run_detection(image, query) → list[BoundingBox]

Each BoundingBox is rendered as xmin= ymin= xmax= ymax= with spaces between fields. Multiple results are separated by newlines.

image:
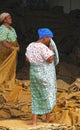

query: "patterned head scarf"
xmin=0 ymin=12 xmax=10 ymax=22
xmin=38 ymin=28 xmax=54 ymax=39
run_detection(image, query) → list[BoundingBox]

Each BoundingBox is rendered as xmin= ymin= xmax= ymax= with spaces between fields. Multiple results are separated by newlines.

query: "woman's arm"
xmin=26 ymin=57 xmax=29 ymax=62
xmin=2 ymin=40 xmax=20 ymax=52
xmin=49 ymin=44 xmax=54 ymax=52
xmin=16 ymin=41 xmax=20 ymax=51
xmin=46 ymin=55 xmax=54 ymax=63
xmin=41 ymin=43 xmax=54 ymax=63
xmin=2 ymin=40 xmax=14 ymax=51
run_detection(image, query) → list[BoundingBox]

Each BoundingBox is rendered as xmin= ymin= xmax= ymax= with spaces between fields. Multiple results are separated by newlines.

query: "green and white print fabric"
xmin=30 ymin=62 xmax=57 ymax=115
xmin=0 ymin=25 xmax=17 ymax=42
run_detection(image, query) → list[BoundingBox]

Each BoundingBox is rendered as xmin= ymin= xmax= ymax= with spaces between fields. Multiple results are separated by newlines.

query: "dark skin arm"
xmin=26 ymin=57 xmax=29 ymax=62
xmin=49 ymin=44 xmax=53 ymax=51
xmin=2 ymin=40 xmax=14 ymax=51
xmin=46 ymin=44 xmax=54 ymax=63
xmin=2 ymin=40 xmax=20 ymax=51
xmin=46 ymin=55 xmax=54 ymax=63
xmin=26 ymin=56 xmax=54 ymax=63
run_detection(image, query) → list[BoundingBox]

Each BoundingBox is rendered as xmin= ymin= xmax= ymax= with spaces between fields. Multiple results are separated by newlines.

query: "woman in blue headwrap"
xmin=25 ymin=28 xmax=59 ymax=126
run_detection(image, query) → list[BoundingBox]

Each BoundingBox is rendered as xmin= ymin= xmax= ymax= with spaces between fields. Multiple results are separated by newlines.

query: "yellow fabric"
xmin=6 ymin=85 xmax=22 ymax=103
xmin=0 ymin=42 xmax=18 ymax=89
xmin=0 ymin=41 xmax=18 ymax=64
xmin=0 ymin=49 xmax=17 ymax=88
xmin=0 ymin=41 xmax=22 ymax=104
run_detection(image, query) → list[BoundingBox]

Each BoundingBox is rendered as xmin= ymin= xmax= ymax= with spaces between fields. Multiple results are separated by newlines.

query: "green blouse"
xmin=0 ymin=25 xmax=17 ymax=43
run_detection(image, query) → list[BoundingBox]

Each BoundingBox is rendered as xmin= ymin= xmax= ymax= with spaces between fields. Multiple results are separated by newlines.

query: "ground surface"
xmin=0 ymin=62 xmax=80 ymax=130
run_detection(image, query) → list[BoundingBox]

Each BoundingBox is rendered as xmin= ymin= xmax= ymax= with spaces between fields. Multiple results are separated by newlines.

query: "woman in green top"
xmin=0 ymin=12 xmax=20 ymax=64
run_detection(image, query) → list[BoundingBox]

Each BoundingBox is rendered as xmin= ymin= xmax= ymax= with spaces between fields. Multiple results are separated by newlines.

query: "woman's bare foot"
xmin=29 ymin=123 xmax=37 ymax=126
xmin=29 ymin=114 xmax=37 ymax=126
xmin=28 ymin=122 xmax=37 ymax=127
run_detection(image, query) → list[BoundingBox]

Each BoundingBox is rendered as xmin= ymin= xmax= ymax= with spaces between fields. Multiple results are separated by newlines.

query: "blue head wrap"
xmin=38 ymin=28 xmax=54 ymax=39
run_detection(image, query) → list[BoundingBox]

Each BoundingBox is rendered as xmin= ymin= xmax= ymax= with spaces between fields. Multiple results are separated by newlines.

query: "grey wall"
xmin=49 ymin=0 xmax=80 ymax=13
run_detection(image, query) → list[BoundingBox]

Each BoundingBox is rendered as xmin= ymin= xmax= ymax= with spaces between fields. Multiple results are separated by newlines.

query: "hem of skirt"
xmin=32 ymin=102 xmax=56 ymax=115
xmin=32 ymin=108 xmax=54 ymax=115
xmin=32 ymin=111 xmax=51 ymax=115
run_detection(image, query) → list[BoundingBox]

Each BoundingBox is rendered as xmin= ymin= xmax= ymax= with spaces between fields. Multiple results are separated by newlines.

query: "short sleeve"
xmin=11 ymin=28 xmax=17 ymax=40
xmin=41 ymin=44 xmax=54 ymax=60
xmin=0 ymin=26 xmax=8 ymax=42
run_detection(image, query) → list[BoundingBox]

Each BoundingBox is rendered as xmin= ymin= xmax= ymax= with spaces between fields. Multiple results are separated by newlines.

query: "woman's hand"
xmin=15 ymin=46 xmax=20 ymax=52
xmin=46 ymin=55 xmax=54 ymax=63
xmin=10 ymin=46 xmax=15 ymax=51
xmin=11 ymin=46 xmax=20 ymax=52
xmin=26 ymin=57 xmax=29 ymax=62
xmin=2 ymin=40 xmax=20 ymax=52
xmin=49 ymin=44 xmax=54 ymax=51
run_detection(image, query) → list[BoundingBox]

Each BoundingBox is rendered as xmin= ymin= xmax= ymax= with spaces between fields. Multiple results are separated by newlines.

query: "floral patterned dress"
xmin=25 ymin=40 xmax=59 ymax=115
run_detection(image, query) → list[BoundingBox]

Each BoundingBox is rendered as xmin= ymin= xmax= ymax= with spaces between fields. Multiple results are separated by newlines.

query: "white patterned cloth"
xmin=50 ymin=39 xmax=59 ymax=65
xmin=25 ymin=40 xmax=59 ymax=115
xmin=25 ymin=42 xmax=54 ymax=64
